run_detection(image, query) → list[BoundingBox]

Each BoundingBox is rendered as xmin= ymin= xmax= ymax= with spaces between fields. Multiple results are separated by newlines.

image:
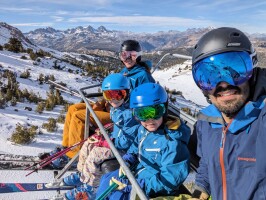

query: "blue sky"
xmin=1 ymin=0 xmax=266 ymax=33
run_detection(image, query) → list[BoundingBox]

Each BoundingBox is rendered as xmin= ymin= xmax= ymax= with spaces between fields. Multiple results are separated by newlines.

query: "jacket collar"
xmin=198 ymin=96 xmax=266 ymax=133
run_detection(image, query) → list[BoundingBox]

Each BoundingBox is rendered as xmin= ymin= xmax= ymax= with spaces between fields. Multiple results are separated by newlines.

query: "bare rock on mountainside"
xmin=0 ymin=22 xmax=33 ymax=47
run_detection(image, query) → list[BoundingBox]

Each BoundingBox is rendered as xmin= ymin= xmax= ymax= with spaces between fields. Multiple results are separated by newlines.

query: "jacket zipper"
xmin=219 ymin=120 xmax=233 ymax=200
xmin=135 ymin=130 xmax=150 ymax=176
xmin=138 ymin=130 xmax=149 ymax=162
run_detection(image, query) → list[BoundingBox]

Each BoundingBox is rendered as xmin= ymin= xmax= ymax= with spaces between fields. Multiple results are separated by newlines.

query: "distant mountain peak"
xmin=27 ymin=27 xmax=58 ymax=35
xmin=85 ymin=25 xmax=96 ymax=33
xmin=0 ymin=21 xmax=33 ymax=46
xmin=97 ymin=26 xmax=111 ymax=33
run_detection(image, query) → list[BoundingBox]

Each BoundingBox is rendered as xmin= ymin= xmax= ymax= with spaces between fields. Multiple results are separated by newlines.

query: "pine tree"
xmin=4 ymin=38 xmax=23 ymax=53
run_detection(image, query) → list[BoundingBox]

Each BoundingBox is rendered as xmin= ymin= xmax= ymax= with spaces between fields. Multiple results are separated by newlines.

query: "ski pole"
xmin=24 ymin=138 xmax=87 ymax=171
xmin=25 ymin=123 xmax=113 ymax=175
xmin=25 ymin=144 xmax=81 ymax=177
xmin=25 ymin=139 xmax=87 ymax=176
xmin=28 ymin=138 xmax=86 ymax=170
xmin=24 ymin=146 xmax=68 ymax=171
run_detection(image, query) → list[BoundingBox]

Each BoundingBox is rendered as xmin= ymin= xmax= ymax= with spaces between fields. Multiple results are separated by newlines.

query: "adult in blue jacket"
xmin=119 ymin=39 xmax=155 ymax=90
xmin=190 ymin=27 xmax=266 ymax=200
xmin=96 ymin=83 xmax=190 ymax=199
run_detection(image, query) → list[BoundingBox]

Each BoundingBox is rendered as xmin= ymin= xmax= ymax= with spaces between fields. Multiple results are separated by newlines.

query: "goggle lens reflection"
xmin=192 ymin=51 xmax=253 ymax=91
xmin=103 ymin=90 xmax=127 ymax=101
xmin=133 ymin=104 xmax=166 ymax=121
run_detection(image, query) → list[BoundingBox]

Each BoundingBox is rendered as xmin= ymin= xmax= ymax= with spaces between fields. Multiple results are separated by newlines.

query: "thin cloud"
xmin=51 ymin=16 xmax=64 ymax=22
xmin=0 ymin=7 xmax=33 ymax=12
xmin=68 ymin=16 xmax=212 ymax=27
xmin=177 ymin=0 xmax=266 ymax=14
xmin=54 ymin=10 xmax=113 ymax=17
xmin=216 ymin=1 xmax=266 ymax=13
xmin=20 ymin=0 xmax=123 ymax=7
xmin=11 ymin=22 xmax=53 ymax=27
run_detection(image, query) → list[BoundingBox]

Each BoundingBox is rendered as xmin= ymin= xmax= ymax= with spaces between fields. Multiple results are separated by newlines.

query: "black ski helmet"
xmin=192 ymin=27 xmax=258 ymax=67
xmin=120 ymin=40 xmax=142 ymax=62
xmin=120 ymin=40 xmax=142 ymax=52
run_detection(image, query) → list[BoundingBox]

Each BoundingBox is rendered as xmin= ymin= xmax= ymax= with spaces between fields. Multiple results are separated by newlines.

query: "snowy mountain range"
xmin=23 ymin=25 xmax=213 ymax=52
xmin=24 ymin=24 xmax=266 ymax=53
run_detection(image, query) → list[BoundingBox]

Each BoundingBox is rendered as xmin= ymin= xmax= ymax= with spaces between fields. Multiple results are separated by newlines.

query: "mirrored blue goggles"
xmin=133 ymin=104 xmax=166 ymax=121
xmin=192 ymin=51 xmax=253 ymax=91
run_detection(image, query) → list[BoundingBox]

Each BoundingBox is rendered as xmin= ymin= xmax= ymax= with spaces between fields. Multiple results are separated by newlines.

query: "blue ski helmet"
xmin=102 ymin=73 xmax=130 ymax=91
xmin=130 ymin=83 xmax=168 ymax=108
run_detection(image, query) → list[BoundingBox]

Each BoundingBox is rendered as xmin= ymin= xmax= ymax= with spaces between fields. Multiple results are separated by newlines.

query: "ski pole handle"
xmin=96 ymin=162 xmax=138 ymax=200
xmin=96 ymin=174 xmax=126 ymax=200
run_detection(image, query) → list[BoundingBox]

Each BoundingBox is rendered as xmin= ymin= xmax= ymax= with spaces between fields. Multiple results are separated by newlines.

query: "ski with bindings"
xmin=0 ymin=153 xmax=40 ymax=162
xmin=0 ymin=182 xmax=74 ymax=193
xmin=0 ymin=153 xmax=40 ymax=170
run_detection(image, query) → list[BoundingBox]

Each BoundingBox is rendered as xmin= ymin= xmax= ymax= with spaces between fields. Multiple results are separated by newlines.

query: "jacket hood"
xmin=164 ymin=115 xmax=190 ymax=144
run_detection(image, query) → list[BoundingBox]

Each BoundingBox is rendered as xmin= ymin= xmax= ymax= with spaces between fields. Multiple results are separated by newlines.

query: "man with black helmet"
xmin=190 ymin=27 xmax=266 ymax=200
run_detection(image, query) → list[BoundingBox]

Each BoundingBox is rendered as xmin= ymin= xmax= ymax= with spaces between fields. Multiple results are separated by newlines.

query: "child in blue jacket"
xmin=96 ymin=83 xmax=191 ymax=199
xmin=48 ymin=73 xmax=140 ymax=200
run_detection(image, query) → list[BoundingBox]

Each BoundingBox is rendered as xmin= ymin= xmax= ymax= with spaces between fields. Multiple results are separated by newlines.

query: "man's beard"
xmin=212 ymin=84 xmax=249 ymax=118
xmin=215 ymin=98 xmax=246 ymax=118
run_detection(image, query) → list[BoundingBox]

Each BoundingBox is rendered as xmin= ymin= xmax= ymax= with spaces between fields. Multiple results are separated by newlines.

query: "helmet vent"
xmin=231 ymin=32 xmax=240 ymax=37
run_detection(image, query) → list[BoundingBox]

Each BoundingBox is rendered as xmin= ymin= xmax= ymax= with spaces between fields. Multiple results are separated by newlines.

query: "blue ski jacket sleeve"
xmin=195 ymin=96 xmax=266 ymax=200
xmin=127 ymin=117 xmax=191 ymax=197
xmin=110 ymin=103 xmax=139 ymax=151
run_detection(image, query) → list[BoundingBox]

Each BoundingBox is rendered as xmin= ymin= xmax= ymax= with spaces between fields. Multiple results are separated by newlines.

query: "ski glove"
xmin=122 ymin=153 xmax=138 ymax=167
xmin=109 ymin=177 xmax=145 ymax=193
